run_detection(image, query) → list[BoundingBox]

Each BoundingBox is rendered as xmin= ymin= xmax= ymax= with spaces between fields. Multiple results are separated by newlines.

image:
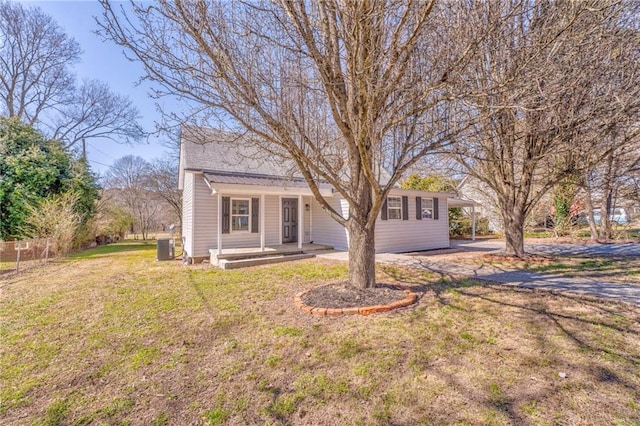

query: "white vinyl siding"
xmin=184 ymin=178 xmax=450 ymax=257
xmin=265 ymin=195 xmax=280 ymax=245
xmin=310 ymin=197 xmax=349 ymax=250
xmin=376 ymin=193 xmax=449 ymax=253
xmin=191 ymin=175 xmax=218 ymax=257
xmin=181 ymin=172 xmax=194 ymax=258
xmin=188 ymin=191 xmax=311 ymax=254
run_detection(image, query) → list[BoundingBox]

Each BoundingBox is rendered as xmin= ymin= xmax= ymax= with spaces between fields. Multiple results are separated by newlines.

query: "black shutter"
xmin=402 ymin=196 xmax=408 ymax=220
xmin=381 ymin=198 xmax=388 ymax=220
xmin=251 ymin=197 xmax=259 ymax=233
xmin=222 ymin=196 xmax=230 ymax=234
xmin=416 ymin=197 xmax=422 ymax=220
xmin=433 ymin=197 xmax=439 ymax=220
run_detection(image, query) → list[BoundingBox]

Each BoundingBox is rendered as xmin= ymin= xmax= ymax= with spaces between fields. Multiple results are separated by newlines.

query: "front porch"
xmin=209 ymin=242 xmax=334 ymax=269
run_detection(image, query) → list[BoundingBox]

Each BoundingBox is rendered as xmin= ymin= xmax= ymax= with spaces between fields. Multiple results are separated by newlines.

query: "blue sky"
xmin=20 ymin=0 xmax=177 ymax=175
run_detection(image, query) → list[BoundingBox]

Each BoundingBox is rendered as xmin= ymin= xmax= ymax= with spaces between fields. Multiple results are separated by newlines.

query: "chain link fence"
xmin=0 ymin=238 xmax=51 ymax=275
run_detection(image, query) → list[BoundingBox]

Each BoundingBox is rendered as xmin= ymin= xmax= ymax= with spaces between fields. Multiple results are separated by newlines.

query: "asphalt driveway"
xmin=451 ymin=239 xmax=640 ymax=257
xmin=317 ymin=239 xmax=640 ymax=307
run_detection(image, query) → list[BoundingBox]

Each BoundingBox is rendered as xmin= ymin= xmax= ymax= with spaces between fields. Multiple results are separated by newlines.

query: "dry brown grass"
xmin=1 ymin=241 xmax=639 ymax=425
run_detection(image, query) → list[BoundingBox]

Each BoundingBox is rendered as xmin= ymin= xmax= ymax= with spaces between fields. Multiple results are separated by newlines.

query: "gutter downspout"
xmin=217 ymin=192 xmax=222 ymax=256
xmin=260 ymin=194 xmax=265 ymax=252
xmin=298 ymin=194 xmax=303 ymax=250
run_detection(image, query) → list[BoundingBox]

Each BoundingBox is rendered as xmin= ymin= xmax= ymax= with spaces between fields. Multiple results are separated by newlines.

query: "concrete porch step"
xmin=217 ymin=250 xmax=305 ymax=261
xmin=218 ymin=253 xmax=315 ymax=269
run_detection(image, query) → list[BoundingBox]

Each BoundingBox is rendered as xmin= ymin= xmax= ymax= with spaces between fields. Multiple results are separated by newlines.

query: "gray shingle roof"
xmin=179 ymin=126 xmax=299 ymax=179
xmin=178 ymin=125 xmax=394 ymax=189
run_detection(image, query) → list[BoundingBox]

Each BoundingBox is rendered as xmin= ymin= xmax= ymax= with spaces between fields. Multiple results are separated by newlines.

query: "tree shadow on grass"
xmin=412 ymin=281 xmax=640 ymax=424
xmin=457 ymin=286 xmax=640 ymax=369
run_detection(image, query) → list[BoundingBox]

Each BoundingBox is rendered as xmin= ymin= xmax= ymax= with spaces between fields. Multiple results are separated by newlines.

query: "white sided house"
xmin=179 ymin=128 xmax=455 ymax=268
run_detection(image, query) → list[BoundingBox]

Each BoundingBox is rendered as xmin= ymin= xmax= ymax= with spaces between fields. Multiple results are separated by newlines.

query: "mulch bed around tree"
xmin=300 ymin=282 xmax=410 ymax=309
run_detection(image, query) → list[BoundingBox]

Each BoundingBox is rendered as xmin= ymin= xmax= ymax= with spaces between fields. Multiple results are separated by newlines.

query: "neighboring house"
xmin=457 ymin=175 xmax=503 ymax=232
xmin=179 ymin=127 xmax=456 ymax=265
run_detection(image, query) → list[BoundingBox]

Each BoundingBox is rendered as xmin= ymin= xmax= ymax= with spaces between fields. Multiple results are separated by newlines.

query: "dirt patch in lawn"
xmin=300 ymin=282 xmax=410 ymax=309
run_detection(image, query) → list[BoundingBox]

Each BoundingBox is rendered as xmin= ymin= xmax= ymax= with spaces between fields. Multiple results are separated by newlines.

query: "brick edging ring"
xmin=294 ymin=286 xmax=419 ymax=317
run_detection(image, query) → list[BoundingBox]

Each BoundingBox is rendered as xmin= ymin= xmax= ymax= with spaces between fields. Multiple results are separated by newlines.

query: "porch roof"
xmin=202 ymin=171 xmax=334 ymax=196
xmin=448 ymin=197 xmax=477 ymax=208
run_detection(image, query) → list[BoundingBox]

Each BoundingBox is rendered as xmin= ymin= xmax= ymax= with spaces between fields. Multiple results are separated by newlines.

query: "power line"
xmin=87 ymin=159 xmax=111 ymax=168
xmin=87 ymin=141 xmax=116 ymax=160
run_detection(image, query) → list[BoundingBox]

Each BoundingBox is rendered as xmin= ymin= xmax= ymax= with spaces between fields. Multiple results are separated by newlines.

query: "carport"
xmin=448 ymin=198 xmax=478 ymax=241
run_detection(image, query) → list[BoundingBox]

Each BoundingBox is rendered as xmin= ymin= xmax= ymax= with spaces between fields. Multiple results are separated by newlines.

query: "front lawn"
xmin=1 ymin=240 xmax=639 ymax=425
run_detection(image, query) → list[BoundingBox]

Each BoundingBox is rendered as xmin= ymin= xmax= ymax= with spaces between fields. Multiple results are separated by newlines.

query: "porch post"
xmin=298 ymin=194 xmax=303 ymax=250
xmin=217 ymin=192 xmax=222 ymax=255
xmin=471 ymin=204 xmax=476 ymax=241
xmin=260 ymin=194 xmax=265 ymax=252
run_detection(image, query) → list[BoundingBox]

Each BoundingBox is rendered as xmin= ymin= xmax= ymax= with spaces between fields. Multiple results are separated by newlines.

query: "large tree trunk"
xmin=583 ymin=188 xmax=599 ymax=241
xmin=348 ymin=221 xmax=377 ymax=289
xmin=347 ymin=173 xmax=377 ymax=289
xmin=599 ymin=152 xmax=616 ymax=240
xmin=599 ymin=192 xmax=614 ymax=240
xmin=502 ymin=207 xmax=526 ymax=257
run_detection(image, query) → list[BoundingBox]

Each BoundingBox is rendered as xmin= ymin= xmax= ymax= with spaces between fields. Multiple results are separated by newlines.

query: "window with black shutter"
xmin=222 ymin=197 xmax=230 ymax=234
xmin=433 ymin=197 xmax=439 ymax=220
xmin=251 ymin=197 xmax=259 ymax=233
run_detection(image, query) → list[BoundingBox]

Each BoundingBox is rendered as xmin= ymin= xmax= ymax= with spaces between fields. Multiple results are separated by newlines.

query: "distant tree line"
xmin=98 ymin=155 xmax=181 ymax=241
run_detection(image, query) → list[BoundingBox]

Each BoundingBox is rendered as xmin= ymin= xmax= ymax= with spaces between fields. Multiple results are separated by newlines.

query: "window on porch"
xmin=231 ymin=198 xmax=250 ymax=231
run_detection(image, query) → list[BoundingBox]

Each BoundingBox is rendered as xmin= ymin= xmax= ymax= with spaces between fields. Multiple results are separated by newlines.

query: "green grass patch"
xmin=274 ymin=326 xmax=304 ymax=337
xmin=42 ymin=398 xmax=69 ymax=426
xmin=68 ymin=240 xmax=156 ymax=259
xmin=204 ymin=407 xmax=228 ymax=425
xmin=524 ymin=230 xmax=554 ymax=238
xmin=151 ymin=412 xmax=170 ymax=426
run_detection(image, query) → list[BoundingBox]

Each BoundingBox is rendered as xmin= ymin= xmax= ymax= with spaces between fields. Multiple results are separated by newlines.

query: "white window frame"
xmin=230 ymin=198 xmax=251 ymax=233
xmin=421 ymin=198 xmax=434 ymax=219
xmin=387 ymin=196 xmax=402 ymax=220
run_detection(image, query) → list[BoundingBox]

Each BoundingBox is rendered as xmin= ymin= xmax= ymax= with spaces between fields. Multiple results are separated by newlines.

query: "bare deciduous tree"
xmin=0 ymin=1 xmax=144 ymax=148
xmin=49 ymin=79 xmax=144 ymax=148
xmin=584 ymin=126 xmax=640 ymax=240
xmin=148 ymin=156 xmax=182 ymax=229
xmin=104 ymin=155 xmax=159 ymax=240
xmin=98 ymin=0 xmax=477 ymax=288
xmin=105 ymin=155 xmax=182 ymax=240
xmin=0 ymin=0 xmax=79 ymax=123
xmin=448 ymin=0 xmax=639 ymax=256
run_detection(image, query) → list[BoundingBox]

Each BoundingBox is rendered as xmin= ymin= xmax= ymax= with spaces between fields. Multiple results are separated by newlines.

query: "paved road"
xmin=451 ymin=239 xmax=640 ymax=257
xmin=317 ymin=241 xmax=640 ymax=307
